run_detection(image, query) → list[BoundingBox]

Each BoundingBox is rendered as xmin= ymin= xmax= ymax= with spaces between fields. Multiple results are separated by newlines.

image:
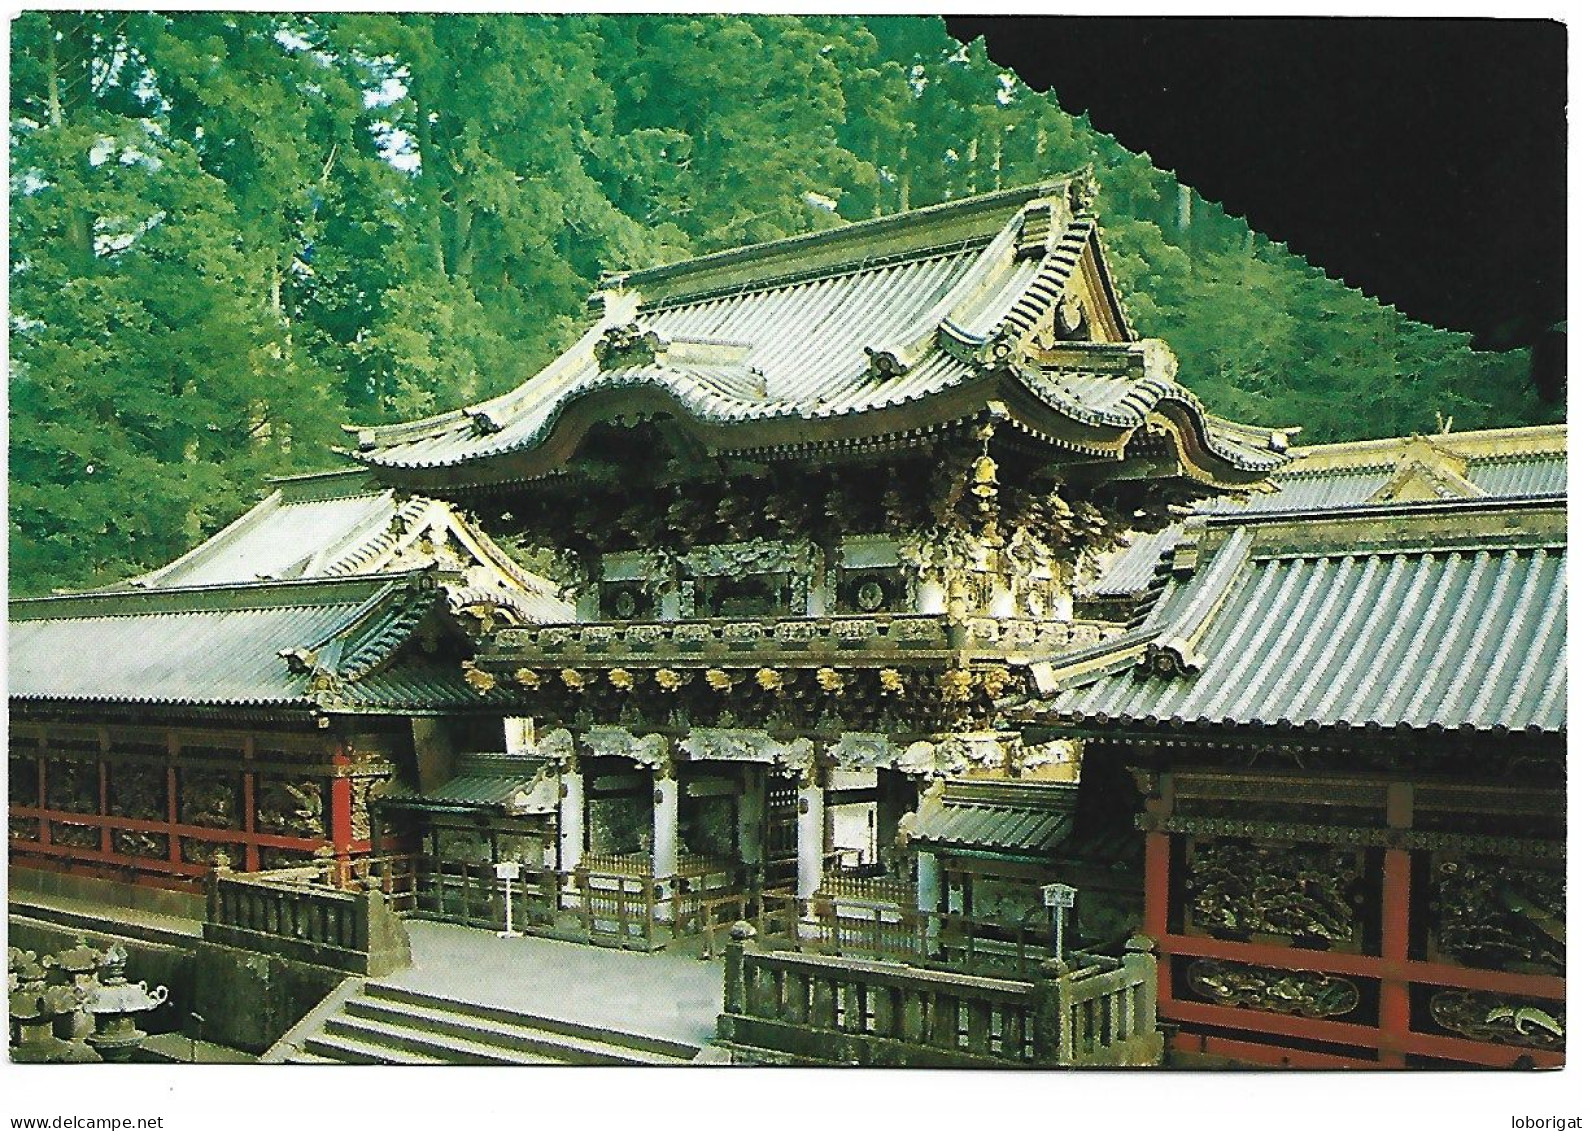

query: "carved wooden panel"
xmin=107 ymin=763 xmax=167 ymax=820
xmin=9 ymin=757 xmax=39 ymax=806
xmin=1428 ymin=855 xmax=1564 ymax=974
xmin=112 ymin=830 xmax=169 ymax=860
xmin=1183 ymin=838 xmax=1365 ymax=948
xmin=44 ymin=760 xmax=98 ymax=813
xmin=255 ymin=776 xmax=327 ymax=838
xmin=180 ymin=768 xmax=240 ymax=829
xmin=1186 ymin=959 xmax=1360 ymax=1018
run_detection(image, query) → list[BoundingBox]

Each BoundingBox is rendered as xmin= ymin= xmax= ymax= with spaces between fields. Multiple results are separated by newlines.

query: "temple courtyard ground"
xmin=382 ymin=920 xmax=726 ymax=1048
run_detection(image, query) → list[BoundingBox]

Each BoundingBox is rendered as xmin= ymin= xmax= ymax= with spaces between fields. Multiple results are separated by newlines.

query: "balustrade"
xmin=719 ymin=925 xmax=1163 ymax=1067
xmin=202 ymin=865 xmax=409 ymax=975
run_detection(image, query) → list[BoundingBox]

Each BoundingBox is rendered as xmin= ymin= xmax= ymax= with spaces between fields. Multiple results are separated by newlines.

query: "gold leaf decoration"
xmin=608 ymin=668 xmax=635 ymax=691
xmin=513 ymin=667 xmax=542 ymax=689
xmin=706 ymin=668 xmax=734 ymax=691
xmin=755 ymin=667 xmax=785 ymax=693
xmin=879 ymin=668 xmax=905 ymax=694
xmin=816 ymin=667 xmax=845 ymax=693
xmin=462 ymin=662 xmax=496 ymax=694
xmin=560 ymin=668 xmax=586 ymax=690
xmin=655 ymin=668 xmax=684 ymax=691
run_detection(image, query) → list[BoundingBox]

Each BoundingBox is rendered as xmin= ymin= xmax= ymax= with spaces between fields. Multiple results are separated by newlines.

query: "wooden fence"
xmin=718 ymin=924 xmax=1163 ymax=1067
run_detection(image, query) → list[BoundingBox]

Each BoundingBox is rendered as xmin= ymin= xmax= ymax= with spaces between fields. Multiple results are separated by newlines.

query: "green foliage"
xmin=9 ymin=14 xmax=1560 ymax=596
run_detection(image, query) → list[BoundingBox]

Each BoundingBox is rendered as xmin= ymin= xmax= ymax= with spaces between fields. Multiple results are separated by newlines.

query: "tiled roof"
xmin=8 ymin=571 xmax=492 ymax=713
xmin=909 ymin=781 xmax=1077 ymax=855
xmin=347 ymin=178 xmax=1284 ymax=487
xmin=1087 ymin=426 xmax=1568 ymax=600
xmin=123 ymin=467 xmax=573 ymax=623
xmin=1468 ymin=452 xmax=1568 ymax=498
xmin=1030 ymin=497 xmax=1566 ymax=737
xmin=379 ymin=754 xmax=557 ymax=813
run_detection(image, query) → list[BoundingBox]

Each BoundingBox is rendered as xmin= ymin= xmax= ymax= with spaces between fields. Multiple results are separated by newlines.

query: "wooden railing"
xmin=718 ymin=925 xmax=1163 ymax=1067
xmin=820 ymin=872 xmax=915 ymax=906
xmin=367 ymin=852 xmax=747 ymax=951
xmin=202 ymin=865 xmax=411 ymax=976
xmin=809 ymin=898 xmax=1054 ymax=979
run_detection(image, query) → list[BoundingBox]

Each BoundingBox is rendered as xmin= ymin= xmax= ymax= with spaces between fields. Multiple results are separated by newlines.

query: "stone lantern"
xmin=49 ymin=938 xmax=101 ymax=1041
xmin=85 ymin=944 xmax=168 ymax=1062
xmin=9 ymin=949 xmax=98 ymax=1063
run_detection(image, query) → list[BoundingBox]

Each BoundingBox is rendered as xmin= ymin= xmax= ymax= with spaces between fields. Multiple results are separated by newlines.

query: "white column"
xmin=558 ymin=764 xmax=584 ymax=908
xmin=916 ymin=850 xmax=942 ymax=914
xmin=558 ymin=766 xmax=585 ymax=872
xmin=651 ymin=765 xmax=679 ymax=880
xmin=917 ymin=849 xmax=943 ymax=951
xmin=796 ymin=772 xmax=826 ymax=903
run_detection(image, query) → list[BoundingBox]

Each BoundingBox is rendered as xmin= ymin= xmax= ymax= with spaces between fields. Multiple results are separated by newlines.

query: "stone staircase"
xmin=283 ymin=982 xmax=707 ymax=1066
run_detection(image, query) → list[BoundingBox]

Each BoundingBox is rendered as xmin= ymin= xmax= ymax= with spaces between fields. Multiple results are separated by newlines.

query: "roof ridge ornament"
xmin=863 ymin=345 xmax=910 ymax=379
xmin=1067 ymin=166 xmax=1101 ymax=214
xmin=593 ymin=321 xmax=669 ymax=370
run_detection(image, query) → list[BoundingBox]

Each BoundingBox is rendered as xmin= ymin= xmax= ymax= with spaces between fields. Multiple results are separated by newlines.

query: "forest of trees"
xmin=9 ymin=13 xmax=1562 ymax=595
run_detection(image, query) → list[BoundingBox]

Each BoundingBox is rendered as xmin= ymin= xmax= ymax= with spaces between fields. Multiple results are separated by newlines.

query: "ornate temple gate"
xmin=1137 ymin=765 xmax=1565 ymax=1069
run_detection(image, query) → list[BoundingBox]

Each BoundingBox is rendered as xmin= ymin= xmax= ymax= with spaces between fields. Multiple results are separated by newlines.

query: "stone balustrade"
xmin=202 ymin=866 xmax=410 ymax=976
xmin=717 ymin=924 xmax=1163 ymax=1067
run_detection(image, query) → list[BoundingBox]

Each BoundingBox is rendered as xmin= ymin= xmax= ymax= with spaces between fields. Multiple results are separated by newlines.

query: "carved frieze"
xmin=829 ymin=732 xmax=897 ymax=771
xmin=181 ymin=838 xmax=242 ymax=866
xmin=528 ymin=727 xmax=577 ymax=768
xmin=45 ymin=761 xmax=98 ymax=814
xmin=1187 ymin=959 xmax=1359 ymax=1018
xmin=9 ymin=758 xmax=40 ymax=806
xmin=180 ymin=769 xmax=239 ymax=830
xmin=49 ymin=823 xmax=99 ymax=850
xmin=112 ymin=830 xmax=168 ymax=860
xmin=256 ymin=777 xmax=326 ymax=839
xmin=349 ymin=779 xmax=374 ymax=843
xmin=1430 ymin=990 xmax=1564 ymax=1051
xmin=583 ymin=727 xmax=670 ymax=772
xmin=1186 ymin=839 xmax=1360 ymax=944
xmin=1431 ymin=857 xmax=1565 ymax=973
xmin=107 ymin=764 xmax=166 ymax=821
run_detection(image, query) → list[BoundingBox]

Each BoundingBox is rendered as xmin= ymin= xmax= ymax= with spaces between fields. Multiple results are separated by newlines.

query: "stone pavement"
xmin=377 ymin=920 xmax=726 ymax=1047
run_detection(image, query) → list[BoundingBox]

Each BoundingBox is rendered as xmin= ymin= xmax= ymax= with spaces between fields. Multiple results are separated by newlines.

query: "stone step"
xmin=345 ymin=995 xmax=686 ymax=1066
xmin=322 ymin=1014 xmax=560 ymax=1066
xmin=301 ymin=1029 xmax=452 ymax=1066
xmin=364 ymin=982 xmax=701 ymax=1062
xmin=285 ymin=1050 xmax=341 ymax=1065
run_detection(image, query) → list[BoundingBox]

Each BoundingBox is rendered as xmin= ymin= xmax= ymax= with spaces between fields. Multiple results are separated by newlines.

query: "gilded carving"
xmin=9 ymin=758 xmax=40 ymax=806
xmin=107 ymin=764 xmax=165 ymax=821
xmin=1187 ymin=959 xmax=1358 ymax=1018
xmin=255 ymin=778 xmax=325 ymax=839
xmin=112 ymin=830 xmax=168 ymax=860
xmin=1431 ymin=858 xmax=1564 ymax=972
xmin=180 ymin=769 xmax=238 ymax=830
xmin=349 ymin=780 xmax=374 ymax=843
xmin=1430 ymin=990 xmax=1564 ymax=1051
xmin=1187 ymin=840 xmax=1359 ymax=944
xmin=181 ymin=838 xmax=242 ymax=866
xmin=49 ymin=823 xmax=99 ymax=850
xmin=45 ymin=761 xmax=98 ymax=814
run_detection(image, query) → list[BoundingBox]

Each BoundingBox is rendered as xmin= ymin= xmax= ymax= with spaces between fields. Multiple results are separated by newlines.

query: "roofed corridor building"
xmin=8 ymin=176 xmax=1564 ymax=1069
